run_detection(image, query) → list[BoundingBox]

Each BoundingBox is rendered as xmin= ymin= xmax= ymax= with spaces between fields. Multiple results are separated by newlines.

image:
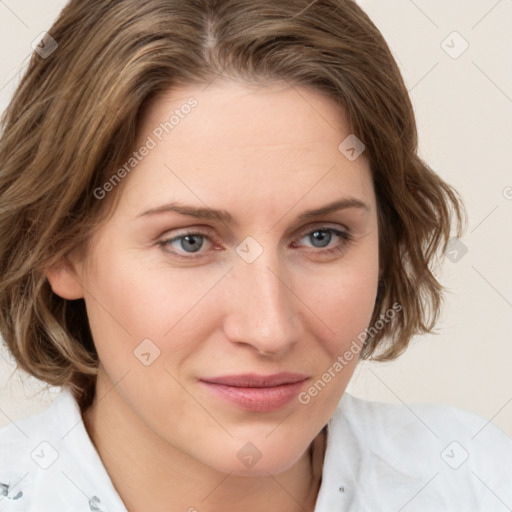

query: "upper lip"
xmin=200 ymin=372 xmax=309 ymax=388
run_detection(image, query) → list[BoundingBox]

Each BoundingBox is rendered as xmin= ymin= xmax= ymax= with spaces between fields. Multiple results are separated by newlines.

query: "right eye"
xmin=158 ymin=231 xmax=214 ymax=259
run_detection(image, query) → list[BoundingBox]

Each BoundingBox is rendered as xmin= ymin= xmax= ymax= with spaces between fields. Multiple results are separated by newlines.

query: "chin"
xmin=202 ymin=438 xmax=310 ymax=477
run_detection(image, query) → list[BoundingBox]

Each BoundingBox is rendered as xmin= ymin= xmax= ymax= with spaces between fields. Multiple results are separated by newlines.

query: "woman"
xmin=0 ymin=1 xmax=510 ymax=511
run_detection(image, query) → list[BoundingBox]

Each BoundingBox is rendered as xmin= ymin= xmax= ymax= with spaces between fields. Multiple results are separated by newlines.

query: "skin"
xmin=46 ymin=79 xmax=380 ymax=512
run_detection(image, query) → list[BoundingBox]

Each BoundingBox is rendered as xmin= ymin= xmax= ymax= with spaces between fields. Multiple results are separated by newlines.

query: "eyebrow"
xmin=137 ymin=197 xmax=369 ymax=225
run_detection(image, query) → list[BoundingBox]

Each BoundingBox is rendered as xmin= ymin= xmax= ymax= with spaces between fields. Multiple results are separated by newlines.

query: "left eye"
xmin=299 ymin=228 xmax=348 ymax=249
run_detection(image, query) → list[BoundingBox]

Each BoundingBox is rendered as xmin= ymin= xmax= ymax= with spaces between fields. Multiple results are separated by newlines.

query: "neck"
xmin=82 ymin=374 xmax=327 ymax=512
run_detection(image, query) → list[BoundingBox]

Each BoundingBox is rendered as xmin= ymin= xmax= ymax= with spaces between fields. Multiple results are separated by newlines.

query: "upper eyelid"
xmin=297 ymin=223 xmax=349 ymax=236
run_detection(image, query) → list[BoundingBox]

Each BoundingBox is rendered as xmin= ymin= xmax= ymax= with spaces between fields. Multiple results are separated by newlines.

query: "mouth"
xmin=199 ymin=372 xmax=309 ymax=412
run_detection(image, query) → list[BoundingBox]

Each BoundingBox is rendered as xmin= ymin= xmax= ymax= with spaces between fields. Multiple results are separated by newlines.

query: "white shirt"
xmin=1 ymin=388 xmax=511 ymax=511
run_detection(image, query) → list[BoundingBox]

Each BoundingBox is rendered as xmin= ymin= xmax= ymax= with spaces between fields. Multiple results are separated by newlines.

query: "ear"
xmin=45 ymin=256 xmax=84 ymax=300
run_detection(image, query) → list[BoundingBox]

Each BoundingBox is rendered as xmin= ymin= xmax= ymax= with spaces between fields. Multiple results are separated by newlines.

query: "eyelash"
xmin=157 ymin=225 xmax=353 ymax=260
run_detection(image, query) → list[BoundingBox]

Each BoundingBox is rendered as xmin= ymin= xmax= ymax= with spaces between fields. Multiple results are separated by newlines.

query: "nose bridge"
xmin=224 ymin=246 xmax=302 ymax=354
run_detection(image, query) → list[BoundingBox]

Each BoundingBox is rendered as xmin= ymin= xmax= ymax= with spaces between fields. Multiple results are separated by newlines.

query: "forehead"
xmin=116 ymin=79 xmax=375 ymax=218
xmin=139 ymin=79 xmax=352 ymax=155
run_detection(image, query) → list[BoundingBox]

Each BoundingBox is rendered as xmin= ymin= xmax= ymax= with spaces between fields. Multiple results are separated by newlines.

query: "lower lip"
xmin=200 ymin=380 xmax=307 ymax=412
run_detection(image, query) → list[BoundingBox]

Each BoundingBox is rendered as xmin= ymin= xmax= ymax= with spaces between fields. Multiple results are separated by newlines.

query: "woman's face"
xmin=60 ymin=80 xmax=379 ymax=475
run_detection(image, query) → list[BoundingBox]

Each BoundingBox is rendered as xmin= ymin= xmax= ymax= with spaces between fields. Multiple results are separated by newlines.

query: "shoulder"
xmin=337 ymin=392 xmax=512 ymax=458
xmin=0 ymin=389 xmax=126 ymax=512
xmin=337 ymin=391 xmax=511 ymax=440
xmin=318 ymin=393 xmax=512 ymax=511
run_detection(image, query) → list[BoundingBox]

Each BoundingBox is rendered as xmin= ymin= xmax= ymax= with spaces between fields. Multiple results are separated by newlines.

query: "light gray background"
xmin=1 ymin=0 xmax=511 ymax=437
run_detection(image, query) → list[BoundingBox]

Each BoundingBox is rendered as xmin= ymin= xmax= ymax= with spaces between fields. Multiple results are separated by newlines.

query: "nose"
xmin=222 ymin=251 xmax=304 ymax=357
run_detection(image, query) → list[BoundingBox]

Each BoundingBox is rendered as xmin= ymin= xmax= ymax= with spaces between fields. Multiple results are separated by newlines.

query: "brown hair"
xmin=0 ymin=0 xmax=465 ymax=409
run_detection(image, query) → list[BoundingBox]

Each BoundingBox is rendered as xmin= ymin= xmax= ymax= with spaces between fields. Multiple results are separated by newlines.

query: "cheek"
xmin=293 ymin=263 xmax=379 ymax=426
xmin=81 ymin=248 xmax=229 ymax=376
xmin=303 ymin=248 xmax=379 ymax=357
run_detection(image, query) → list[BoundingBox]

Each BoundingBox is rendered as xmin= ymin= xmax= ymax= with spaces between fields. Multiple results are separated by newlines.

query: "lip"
xmin=199 ymin=373 xmax=309 ymax=412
